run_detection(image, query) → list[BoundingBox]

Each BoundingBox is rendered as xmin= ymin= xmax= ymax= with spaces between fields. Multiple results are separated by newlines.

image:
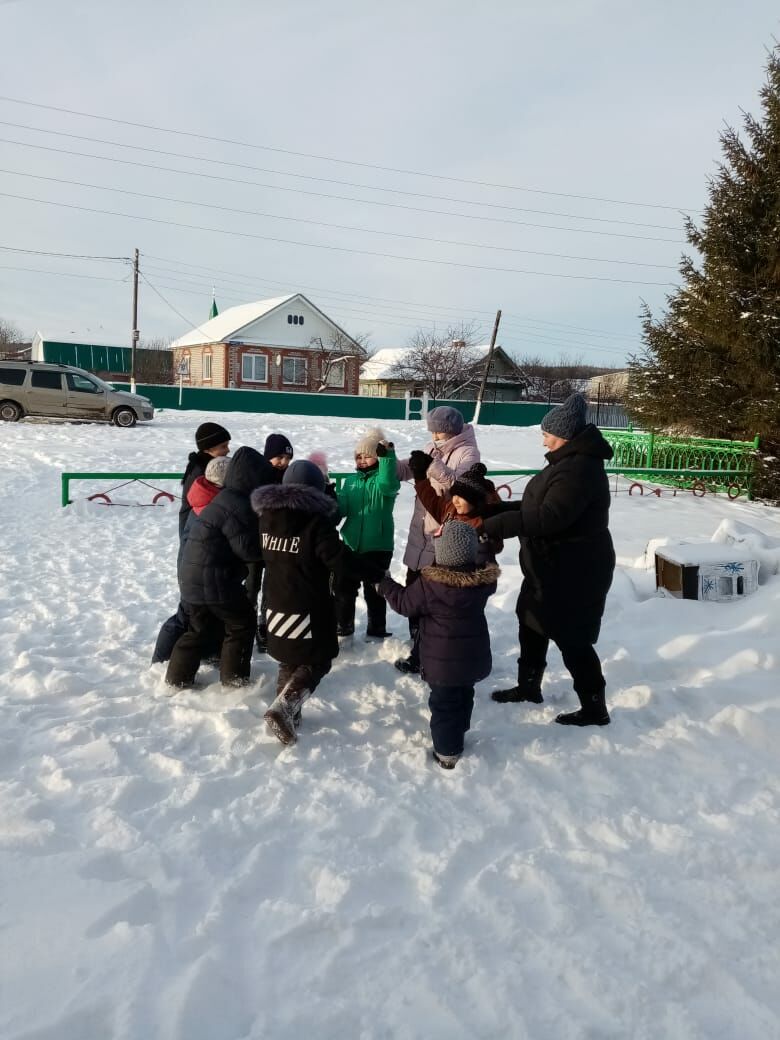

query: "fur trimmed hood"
xmin=251 ymin=482 xmax=338 ymax=519
xmin=421 ymin=562 xmax=500 ymax=588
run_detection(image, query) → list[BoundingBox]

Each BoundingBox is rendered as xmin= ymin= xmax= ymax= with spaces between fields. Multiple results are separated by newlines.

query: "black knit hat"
xmin=264 ymin=432 xmax=293 ymax=460
xmin=195 ymin=421 xmax=231 ymax=451
xmin=450 ymin=463 xmax=491 ymax=507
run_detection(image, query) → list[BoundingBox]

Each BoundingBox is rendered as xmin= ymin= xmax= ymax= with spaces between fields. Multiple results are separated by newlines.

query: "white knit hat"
xmin=354 ymin=427 xmax=385 ymax=457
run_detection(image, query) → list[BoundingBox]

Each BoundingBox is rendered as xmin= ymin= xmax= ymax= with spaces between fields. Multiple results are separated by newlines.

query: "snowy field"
xmin=1 ymin=408 xmax=779 ymax=1040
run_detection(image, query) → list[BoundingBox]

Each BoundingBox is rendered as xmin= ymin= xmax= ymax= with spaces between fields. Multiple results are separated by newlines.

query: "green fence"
xmin=111 ymin=383 xmax=552 ymax=427
xmin=602 ymin=430 xmax=758 ymax=495
xmin=44 ymin=340 xmax=131 ymax=373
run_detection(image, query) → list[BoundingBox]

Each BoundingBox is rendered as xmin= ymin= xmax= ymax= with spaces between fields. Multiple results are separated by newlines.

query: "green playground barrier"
xmin=61 ymin=462 xmax=755 ymax=507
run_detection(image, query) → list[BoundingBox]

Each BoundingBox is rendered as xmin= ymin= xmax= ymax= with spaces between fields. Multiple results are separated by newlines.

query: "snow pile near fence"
xmin=1 ymin=411 xmax=779 ymax=1039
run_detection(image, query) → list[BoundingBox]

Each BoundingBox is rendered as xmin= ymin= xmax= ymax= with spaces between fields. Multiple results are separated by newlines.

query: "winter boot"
xmin=365 ymin=628 xmax=392 ymax=640
xmin=491 ymin=665 xmax=544 ymax=704
xmin=433 ymin=750 xmax=460 ymax=770
xmin=264 ymin=686 xmax=311 ymax=745
xmin=555 ymin=688 xmax=610 ymax=727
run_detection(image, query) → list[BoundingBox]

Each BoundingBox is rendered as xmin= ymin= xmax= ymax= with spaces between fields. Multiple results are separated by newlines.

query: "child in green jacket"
xmin=335 ymin=427 xmax=400 ymax=639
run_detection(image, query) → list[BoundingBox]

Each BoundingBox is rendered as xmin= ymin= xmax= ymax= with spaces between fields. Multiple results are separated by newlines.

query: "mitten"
xmin=375 ymin=442 xmax=387 ymax=457
xmin=409 ymin=450 xmax=433 ymax=480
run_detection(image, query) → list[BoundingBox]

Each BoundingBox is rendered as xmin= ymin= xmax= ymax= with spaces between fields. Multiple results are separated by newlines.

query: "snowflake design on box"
xmin=702 ymin=577 xmax=716 ymax=595
xmin=722 ymin=562 xmax=744 ymax=574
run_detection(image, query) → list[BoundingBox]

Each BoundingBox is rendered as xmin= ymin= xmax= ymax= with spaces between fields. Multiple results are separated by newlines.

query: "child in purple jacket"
xmin=378 ymin=521 xmax=499 ymax=768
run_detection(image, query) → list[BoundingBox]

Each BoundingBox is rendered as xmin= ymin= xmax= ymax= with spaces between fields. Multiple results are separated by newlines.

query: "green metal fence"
xmin=61 ymin=461 xmax=755 ymax=507
xmin=111 ymin=383 xmax=552 ymax=426
xmin=602 ymin=430 xmax=758 ymax=496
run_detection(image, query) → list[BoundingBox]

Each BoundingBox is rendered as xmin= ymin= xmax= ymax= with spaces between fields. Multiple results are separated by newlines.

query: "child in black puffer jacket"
xmin=379 ymin=520 xmax=498 ymax=769
xmin=166 ymin=446 xmax=276 ymax=688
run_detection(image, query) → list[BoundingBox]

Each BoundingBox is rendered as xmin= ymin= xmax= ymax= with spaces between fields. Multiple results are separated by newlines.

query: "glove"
xmin=375 ymin=441 xmax=394 ymax=458
xmin=409 ymin=450 xmax=433 ymax=480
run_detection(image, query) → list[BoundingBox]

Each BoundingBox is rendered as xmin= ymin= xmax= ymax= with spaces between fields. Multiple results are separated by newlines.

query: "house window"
xmin=203 ymin=351 xmax=212 ymax=380
xmin=241 ymin=353 xmax=268 ymax=383
xmin=324 ymin=361 xmax=345 ymax=388
xmin=287 ymin=314 xmax=305 ymax=326
xmin=282 ymin=356 xmax=307 ymax=385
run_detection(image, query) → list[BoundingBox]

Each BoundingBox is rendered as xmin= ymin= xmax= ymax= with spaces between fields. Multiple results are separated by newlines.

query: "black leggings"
xmin=519 ymin=623 xmax=605 ymax=694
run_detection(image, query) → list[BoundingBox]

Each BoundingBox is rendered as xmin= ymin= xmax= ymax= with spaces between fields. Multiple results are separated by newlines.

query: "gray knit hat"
xmin=283 ymin=458 xmax=326 ymax=493
xmin=540 ymin=392 xmax=588 ymax=440
xmin=204 ymin=456 xmax=231 ymax=487
xmin=434 ymin=520 xmax=478 ymax=568
xmin=426 ymin=406 xmax=464 ymax=436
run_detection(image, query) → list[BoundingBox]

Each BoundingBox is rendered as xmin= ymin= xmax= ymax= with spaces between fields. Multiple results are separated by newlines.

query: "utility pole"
xmin=472 ymin=308 xmax=501 ymax=426
xmin=130 ymin=248 xmax=139 ymax=392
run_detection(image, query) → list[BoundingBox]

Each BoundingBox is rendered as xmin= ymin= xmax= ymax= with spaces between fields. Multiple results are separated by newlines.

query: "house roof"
xmin=169 ymin=292 xmax=361 ymax=351
xmin=171 ymin=295 xmax=296 ymax=349
xmin=360 ymin=344 xmax=516 ymax=382
xmin=33 ymin=330 xmax=125 ymax=349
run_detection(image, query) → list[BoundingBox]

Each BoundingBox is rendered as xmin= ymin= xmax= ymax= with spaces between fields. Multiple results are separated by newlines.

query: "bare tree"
xmin=389 ymin=322 xmax=485 ymax=399
xmin=0 ymin=317 xmax=26 ymax=357
xmin=136 ymin=337 xmax=174 ymax=385
xmin=512 ymin=352 xmax=623 ymax=402
xmin=309 ymin=331 xmax=370 ymax=392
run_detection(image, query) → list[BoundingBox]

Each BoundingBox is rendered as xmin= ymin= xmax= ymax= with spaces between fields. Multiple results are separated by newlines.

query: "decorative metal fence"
xmin=602 ymin=431 xmax=758 ymax=496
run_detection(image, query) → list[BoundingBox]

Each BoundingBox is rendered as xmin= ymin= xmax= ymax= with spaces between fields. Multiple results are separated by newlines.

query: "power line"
xmin=0 ymin=262 xmax=127 ymax=282
xmin=141 ymin=259 xmax=633 ymax=352
xmin=0 ymin=124 xmax=687 ymax=233
xmin=0 ymin=95 xmax=700 ymax=213
xmin=141 ymin=253 xmax=640 ymax=344
xmin=0 ymin=244 xmax=130 ymax=262
xmin=0 ymin=166 xmax=683 ymax=261
xmin=0 ymin=190 xmax=678 ymax=286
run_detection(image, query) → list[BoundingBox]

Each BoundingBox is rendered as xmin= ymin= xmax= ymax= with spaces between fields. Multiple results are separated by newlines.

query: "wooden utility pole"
xmin=130 ymin=248 xmax=139 ymax=392
xmin=472 ymin=308 xmax=502 ymax=426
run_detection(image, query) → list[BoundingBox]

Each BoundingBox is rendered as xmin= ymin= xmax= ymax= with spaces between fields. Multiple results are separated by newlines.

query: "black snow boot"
xmin=491 ymin=665 xmax=544 ymax=704
xmin=394 ymin=655 xmax=420 ymax=675
xmin=265 ymin=686 xmax=311 ymax=745
xmin=555 ymin=688 xmax=610 ymax=727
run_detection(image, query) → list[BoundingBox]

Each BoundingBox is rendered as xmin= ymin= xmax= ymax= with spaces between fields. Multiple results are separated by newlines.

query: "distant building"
xmin=0 ymin=341 xmax=32 ymax=360
xmin=359 ymin=344 xmax=527 ymax=400
xmin=170 ymin=293 xmax=364 ymax=395
xmin=588 ymin=370 xmax=629 ymax=398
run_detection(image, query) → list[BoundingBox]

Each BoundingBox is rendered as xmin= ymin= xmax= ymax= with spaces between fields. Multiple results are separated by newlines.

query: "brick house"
xmin=170 ymin=293 xmax=365 ymax=394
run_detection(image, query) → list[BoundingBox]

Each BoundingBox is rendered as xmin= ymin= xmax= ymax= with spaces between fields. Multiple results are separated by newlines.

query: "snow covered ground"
xmin=1 ymin=409 xmax=779 ymax=1040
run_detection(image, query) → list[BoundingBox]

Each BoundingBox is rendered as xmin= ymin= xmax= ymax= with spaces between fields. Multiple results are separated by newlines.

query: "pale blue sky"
xmin=1 ymin=0 xmax=778 ymax=365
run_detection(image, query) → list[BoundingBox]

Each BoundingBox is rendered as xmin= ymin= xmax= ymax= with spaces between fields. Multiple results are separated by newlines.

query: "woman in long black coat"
xmin=482 ymin=393 xmax=615 ymax=726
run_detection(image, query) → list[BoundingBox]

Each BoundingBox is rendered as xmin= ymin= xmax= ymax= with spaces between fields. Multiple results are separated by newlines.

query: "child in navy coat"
xmin=378 ymin=521 xmax=499 ymax=768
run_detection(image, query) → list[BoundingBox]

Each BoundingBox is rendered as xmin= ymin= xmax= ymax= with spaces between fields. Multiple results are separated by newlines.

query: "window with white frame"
xmin=241 ymin=353 xmax=268 ymax=383
xmin=203 ymin=351 xmax=212 ymax=380
xmin=282 ymin=356 xmax=307 ymax=385
xmin=324 ymin=360 xmax=345 ymax=388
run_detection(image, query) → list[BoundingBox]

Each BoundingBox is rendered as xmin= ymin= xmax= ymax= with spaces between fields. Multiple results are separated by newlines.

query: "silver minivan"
xmin=0 ymin=361 xmax=154 ymax=427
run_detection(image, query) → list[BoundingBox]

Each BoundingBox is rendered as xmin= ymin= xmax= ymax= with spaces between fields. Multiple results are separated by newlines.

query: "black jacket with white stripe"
xmin=251 ymin=482 xmax=355 ymax=666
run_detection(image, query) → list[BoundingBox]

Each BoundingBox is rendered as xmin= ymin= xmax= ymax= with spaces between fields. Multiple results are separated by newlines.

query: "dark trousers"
xmin=428 ymin=684 xmax=475 ymax=756
xmin=166 ymin=595 xmax=256 ymax=686
xmin=151 ymin=601 xmax=223 ymax=664
xmin=275 ymin=659 xmax=332 ymax=700
xmin=518 ymin=623 xmax=605 ymax=694
xmin=405 ymin=568 xmax=422 ymax=665
xmin=335 ymin=550 xmax=393 ymax=635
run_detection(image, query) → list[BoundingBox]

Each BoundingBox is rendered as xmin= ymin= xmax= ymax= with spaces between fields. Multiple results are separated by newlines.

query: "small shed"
xmin=655 ymin=543 xmax=759 ymax=602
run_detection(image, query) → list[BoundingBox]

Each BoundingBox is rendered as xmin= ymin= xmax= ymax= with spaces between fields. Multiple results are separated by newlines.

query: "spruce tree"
xmin=627 ymin=45 xmax=780 ymax=497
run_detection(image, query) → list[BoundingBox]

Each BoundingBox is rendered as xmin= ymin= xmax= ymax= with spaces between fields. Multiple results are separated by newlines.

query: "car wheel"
xmin=0 ymin=400 xmax=23 ymax=422
xmin=112 ymin=407 xmax=137 ymax=428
